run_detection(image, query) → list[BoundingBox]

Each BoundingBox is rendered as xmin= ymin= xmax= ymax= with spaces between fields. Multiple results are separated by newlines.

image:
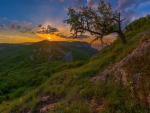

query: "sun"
xmin=48 ymin=36 xmax=51 ymax=40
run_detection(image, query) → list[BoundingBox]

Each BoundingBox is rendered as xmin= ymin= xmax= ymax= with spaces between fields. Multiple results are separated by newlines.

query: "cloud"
xmin=10 ymin=24 xmax=17 ymax=32
xmin=0 ymin=18 xmax=60 ymax=36
xmin=36 ymin=25 xmax=59 ymax=34
xmin=117 ymin=0 xmax=150 ymax=11
xmin=50 ymin=27 xmax=59 ymax=32
xmin=116 ymin=0 xmax=150 ymax=23
xmin=76 ymin=34 xmax=90 ymax=39
xmin=87 ymin=0 xmax=98 ymax=8
xmin=0 ymin=17 xmax=7 ymax=21
xmin=56 ymin=33 xmax=89 ymax=39
xmin=20 ymin=28 xmax=33 ymax=33
xmin=1 ymin=24 xmax=8 ymax=31
xmin=116 ymin=0 xmax=136 ymax=11
xmin=56 ymin=32 xmax=69 ymax=38
xmin=70 ymin=0 xmax=84 ymax=11
xmin=71 ymin=4 xmax=81 ymax=11
xmin=7 ymin=20 xmax=18 ymax=24
xmin=22 ymin=21 xmax=32 ymax=27
xmin=60 ymin=0 xmax=64 ymax=2
xmin=17 ymin=25 xmax=23 ymax=31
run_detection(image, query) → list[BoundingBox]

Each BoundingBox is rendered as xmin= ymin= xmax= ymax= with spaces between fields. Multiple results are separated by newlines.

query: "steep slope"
xmin=0 ymin=16 xmax=150 ymax=113
xmin=91 ymin=29 xmax=150 ymax=85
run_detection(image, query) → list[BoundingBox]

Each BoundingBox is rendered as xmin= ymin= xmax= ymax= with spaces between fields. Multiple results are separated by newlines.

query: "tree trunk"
xmin=118 ymin=30 xmax=127 ymax=44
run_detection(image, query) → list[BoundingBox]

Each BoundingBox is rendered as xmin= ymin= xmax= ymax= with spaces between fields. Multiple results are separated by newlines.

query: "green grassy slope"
xmin=0 ymin=41 xmax=97 ymax=104
xmin=0 ymin=15 xmax=150 ymax=113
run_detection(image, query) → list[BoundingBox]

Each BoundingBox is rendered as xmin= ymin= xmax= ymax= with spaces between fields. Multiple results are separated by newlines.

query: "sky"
xmin=0 ymin=0 xmax=150 ymax=44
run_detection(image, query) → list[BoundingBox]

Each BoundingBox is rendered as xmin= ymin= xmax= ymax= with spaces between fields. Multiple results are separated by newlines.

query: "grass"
xmin=1 ymin=16 xmax=150 ymax=112
xmin=0 ymin=41 xmax=96 ymax=104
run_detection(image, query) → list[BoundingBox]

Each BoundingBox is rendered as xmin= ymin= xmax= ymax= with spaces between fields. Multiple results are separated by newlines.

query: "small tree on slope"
xmin=64 ymin=0 xmax=127 ymax=45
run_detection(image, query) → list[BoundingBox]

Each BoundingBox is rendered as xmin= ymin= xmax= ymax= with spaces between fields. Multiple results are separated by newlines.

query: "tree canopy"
xmin=64 ymin=0 xmax=127 ymax=45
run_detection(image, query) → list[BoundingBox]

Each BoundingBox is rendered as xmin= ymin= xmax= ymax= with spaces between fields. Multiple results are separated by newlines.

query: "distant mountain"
xmin=1 ymin=16 xmax=150 ymax=113
xmin=0 ymin=40 xmax=97 ymax=103
xmin=0 ymin=40 xmax=97 ymax=62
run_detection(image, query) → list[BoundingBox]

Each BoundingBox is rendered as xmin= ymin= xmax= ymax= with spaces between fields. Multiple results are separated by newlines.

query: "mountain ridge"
xmin=1 ymin=16 xmax=150 ymax=112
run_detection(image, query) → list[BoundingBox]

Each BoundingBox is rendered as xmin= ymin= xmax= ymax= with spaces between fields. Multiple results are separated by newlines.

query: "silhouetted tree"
xmin=64 ymin=0 xmax=127 ymax=45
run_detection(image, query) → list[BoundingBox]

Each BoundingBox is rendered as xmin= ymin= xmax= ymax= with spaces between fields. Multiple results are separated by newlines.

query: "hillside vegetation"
xmin=0 ymin=41 xmax=97 ymax=104
xmin=0 ymin=15 xmax=150 ymax=113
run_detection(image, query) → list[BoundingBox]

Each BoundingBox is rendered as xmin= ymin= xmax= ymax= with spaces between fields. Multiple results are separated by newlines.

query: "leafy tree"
xmin=64 ymin=0 xmax=127 ymax=45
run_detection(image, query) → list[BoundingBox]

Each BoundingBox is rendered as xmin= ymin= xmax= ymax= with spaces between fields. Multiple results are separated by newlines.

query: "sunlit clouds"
xmin=0 ymin=0 xmax=149 ymax=44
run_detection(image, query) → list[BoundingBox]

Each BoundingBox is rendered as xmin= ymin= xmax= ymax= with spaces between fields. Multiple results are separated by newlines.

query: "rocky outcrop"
xmin=48 ymin=54 xmax=53 ymax=60
xmin=63 ymin=51 xmax=73 ymax=62
xmin=91 ymin=30 xmax=150 ymax=85
xmin=57 ymin=48 xmax=67 ymax=55
xmin=44 ymin=48 xmax=51 ymax=53
xmin=30 ymin=54 xmax=34 ymax=60
xmin=33 ymin=48 xmax=37 ymax=53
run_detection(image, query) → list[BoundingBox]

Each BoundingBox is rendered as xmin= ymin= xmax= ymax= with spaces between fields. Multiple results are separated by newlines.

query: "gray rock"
xmin=57 ymin=48 xmax=67 ymax=55
xmin=33 ymin=48 xmax=37 ymax=53
xmin=48 ymin=54 xmax=53 ymax=60
xmin=63 ymin=51 xmax=73 ymax=62
xmin=91 ymin=75 xmax=107 ymax=82
xmin=40 ymin=96 xmax=50 ymax=102
xmin=44 ymin=48 xmax=51 ymax=53
xmin=30 ymin=54 xmax=34 ymax=60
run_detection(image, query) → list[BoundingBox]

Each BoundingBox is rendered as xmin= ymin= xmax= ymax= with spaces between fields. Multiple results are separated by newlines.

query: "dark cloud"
xmin=37 ymin=25 xmax=59 ymax=34
xmin=56 ymin=32 xmax=89 ymax=39
xmin=59 ymin=34 xmax=68 ymax=38
xmin=10 ymin=24 xmax=17 ymax=31
xmin=56 ymin=33 xmax=69 ymax=38
xmin=50 ymin=28 xmax=59 ymax=32
xmin=37 ymin=24 xmax=42 ymax=28
xmin=17 ymin=25 xmax=23 ymax=31
xmin=116 ymin=0 xmax=150 ymax=24
xmin=1 ymin=24 xmax=8 ymax=31
xmin=76 ymin=34 xmax=90 ymax=39
xmin=117 ymin=0 xmax=135 ymax=11
xmin=20 ymin=28 xmax=33 ymax=33
xmin=117 ymin=0 xmax=150 ymax=11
